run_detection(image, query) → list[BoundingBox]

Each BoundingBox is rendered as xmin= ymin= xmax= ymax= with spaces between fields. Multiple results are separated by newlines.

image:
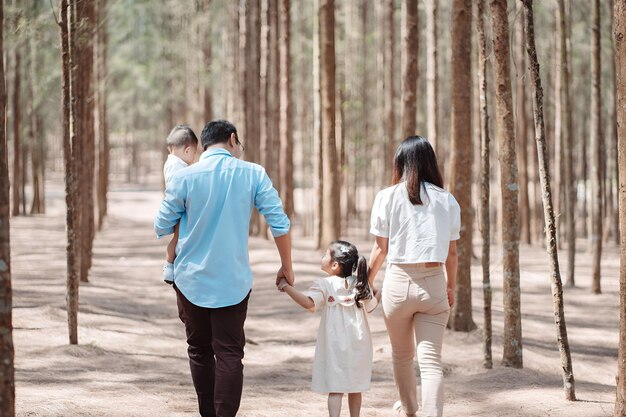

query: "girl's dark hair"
xmin=328 ymin=240 xmax=371 ymax=308
xmin=391 ymin=135 xmax=444 ymax=205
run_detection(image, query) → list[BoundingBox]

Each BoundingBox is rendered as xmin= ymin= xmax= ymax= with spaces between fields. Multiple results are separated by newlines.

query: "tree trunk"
xmin=489 ymin=0 xmax=523 ymax=368
xmin=201 ymin=0 xmax=212 ymax=123
xmin=515 ymin=7 xmax=530 ymax=245
xmin=96 ymin=0 xmax=109 ymax=231
xmin=477 ymin=0 xmax=492 ymax=369
xmin=319 ymin=0 xmax=339 ymax=249
xmin=522 ymin=0 xmax=576 ymax=400
xmin=74 ymin=0 xmax=95 ymax=284
xmin=400 ymin=0 xmax=418 ymax=139
xmin=0 ymin=0 xmax=15 ymax=412
xmin=279 ymin=0 xmax=293 ymax=219
xmin=259 ymin=0 xmax=276 ymax=239
xmin=383 ymin=0 xmax=395 ymax=180
xmin=556 ymin=0 xmax=576 ymax=286
xmin=28 ymin=29 xmax=45 ymax=215
xmin=449 ymin=0 xmax=476 ymax=332
xmin=62 ymin=0 xmax=79 ymax=345
xmin=614 ymin=1 xmax=626 ymax=414
xmin=426 ymin=0 xmax=438 ymax=150
xmin=313 ymin=0 xmax=323 ymax=248
xmin=611 ymin=0 xmax=620 ymax=248
xmin=11 ymin=43 xmax=20 ymax=217
xmin=554 ymin=4 xmax=564 ymax=247
xmin=590 ymin=0 xmax=603 ymax=294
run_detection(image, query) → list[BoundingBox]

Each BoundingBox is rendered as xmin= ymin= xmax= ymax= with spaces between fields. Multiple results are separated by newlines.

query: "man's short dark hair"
xmin=201 ymin=120 xmax=237 ymax=150
xmin=166 ymin=125 xmax=198 ymax=148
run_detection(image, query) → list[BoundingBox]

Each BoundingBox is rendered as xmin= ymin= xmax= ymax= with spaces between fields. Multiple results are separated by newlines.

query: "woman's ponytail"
xmin=354 ymin=255 xmax=371 ymax=308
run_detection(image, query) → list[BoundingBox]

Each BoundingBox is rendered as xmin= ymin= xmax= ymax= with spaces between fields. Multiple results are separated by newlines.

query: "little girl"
xmin=278 ymin=240 xmax=378 ymax=417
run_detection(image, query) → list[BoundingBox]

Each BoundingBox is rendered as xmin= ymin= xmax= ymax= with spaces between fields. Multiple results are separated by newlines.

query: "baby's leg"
xmin=163 ymin=224 xmax=179 ymax=284
xmin=166 ymin=224 xmax=180 ymax=263
xmin=348 ymin=393 xmax=361 ymax=417
xmin=328 ymin=393 xmax=343 ymax=417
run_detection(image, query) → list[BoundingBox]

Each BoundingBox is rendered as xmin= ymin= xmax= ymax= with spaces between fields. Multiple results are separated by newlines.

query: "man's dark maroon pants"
xmin=174 ymin=285 xmax=249 ymax=417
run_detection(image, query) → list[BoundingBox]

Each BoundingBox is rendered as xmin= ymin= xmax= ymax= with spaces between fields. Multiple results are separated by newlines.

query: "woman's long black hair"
xmin=391 ymin=136 xmax=444 ymax=205
xmin=328 ymin=240 xmax=371 ymax=308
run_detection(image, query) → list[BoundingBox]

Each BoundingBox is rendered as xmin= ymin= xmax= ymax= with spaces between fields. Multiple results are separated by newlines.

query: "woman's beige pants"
xmin=382 ymin=263 xmax=450 ymax=417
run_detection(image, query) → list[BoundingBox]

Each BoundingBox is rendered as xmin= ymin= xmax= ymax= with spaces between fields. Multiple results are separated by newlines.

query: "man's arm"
xmin=254 ymin=169 xmax=294 ymax=285
xmin=445 ymin=240 xmax=458 ymax=307
xmin=274 ymin=232 xmax=294 ymax=286
xmin=154 ymin=177 xmax=186 ymax=238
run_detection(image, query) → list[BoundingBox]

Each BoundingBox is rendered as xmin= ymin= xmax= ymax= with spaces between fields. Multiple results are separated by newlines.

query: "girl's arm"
xmin=367 ymin=236 xmax=389 ymax=287
xmin=278 ymin=280 xmax=315 ymax=310
xmin=445 ymin=241 xmax=458 ymax=307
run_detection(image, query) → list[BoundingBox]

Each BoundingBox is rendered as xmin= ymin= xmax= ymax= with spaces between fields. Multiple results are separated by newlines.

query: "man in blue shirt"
xmin=154 ymin=120 xmax=293 ymax=417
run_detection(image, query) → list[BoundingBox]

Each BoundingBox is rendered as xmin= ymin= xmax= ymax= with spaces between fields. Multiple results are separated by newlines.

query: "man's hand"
xmin=276 ymin=265 xmax=295 ymax=287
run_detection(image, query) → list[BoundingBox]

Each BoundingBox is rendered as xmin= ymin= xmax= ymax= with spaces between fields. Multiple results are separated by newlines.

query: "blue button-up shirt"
xmin=154 ymin=148 xmax=290 ymax=308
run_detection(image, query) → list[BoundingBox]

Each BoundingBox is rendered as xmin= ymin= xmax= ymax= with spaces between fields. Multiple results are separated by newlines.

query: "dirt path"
xmin=11 ymin=185 xmax=620 ymax=416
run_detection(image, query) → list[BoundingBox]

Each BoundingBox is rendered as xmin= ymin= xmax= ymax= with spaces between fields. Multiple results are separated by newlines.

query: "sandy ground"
xmin=10 ymin=182 xmax=621 ymax=417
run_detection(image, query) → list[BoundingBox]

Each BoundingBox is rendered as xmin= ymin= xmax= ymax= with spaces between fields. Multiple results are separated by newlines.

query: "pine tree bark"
xmin=279 ymin=0 xmax=293 ymax=218
xmin=556 ymin=0 xmax=576 ymax=286
xmin=490 ymin=0 xmax=523 ymax=368
xmin=95 ymin=0 xmax=109 ymax=231
xmin=28 ymin=28 xmax=45 ymax=215
xmin=522 ymin=0 xmax=576 ymax=400
xmin=515 ymin=8 xmax=530 ymax=245
xmin=613 ymin=0 xmax=626 ymax=414
xmin=319 ymin=0 xmax=339 ymax=249
xmin=313 ymin=0 xmax=323 ymax=249
xmin=383 ymin=0 xmax=395 ymax=180
xmin=200 ymin=0 xmax=212 ymax=123
xmin=0 ymin=0 xmax=15 ymax=412
xmin=400 ymin=0 xmax=418 ymax=139
xmin=11 ymin=44 xmax=20 ymax=217
xmin=590 ymin=0 xmax=603 ymax=294
xmin=426 ymin=0 xmax=438 ymax=149
xmin=74 ymin=0 xmax=96 ymax=283
xmin=62 ymin=0 xmax=79 ymax=345
xmin=477 ymin=0 xmax=492 ymax=369
xmin=259 ymin=0 xmax=277 ymax=239
xmin=449 ymin=0 xmax=476 ymax=332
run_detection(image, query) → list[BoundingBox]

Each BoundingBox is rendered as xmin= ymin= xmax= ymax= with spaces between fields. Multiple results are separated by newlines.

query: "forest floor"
xmin=10 ymin=180 xmax=621 ymax=417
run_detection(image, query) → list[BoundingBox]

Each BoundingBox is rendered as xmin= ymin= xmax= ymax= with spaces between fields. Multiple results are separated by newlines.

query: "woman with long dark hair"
xmin=368 ymin=136 xmax=460 ymax=417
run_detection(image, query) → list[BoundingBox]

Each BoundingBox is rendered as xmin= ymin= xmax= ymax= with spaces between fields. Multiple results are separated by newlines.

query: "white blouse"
xmin=370 ymin=181 xmax=461 ymax=264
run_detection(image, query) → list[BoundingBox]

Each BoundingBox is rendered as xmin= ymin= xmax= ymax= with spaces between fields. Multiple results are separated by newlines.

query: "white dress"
xmin=304 ymin=275 xmax=378 ymax=393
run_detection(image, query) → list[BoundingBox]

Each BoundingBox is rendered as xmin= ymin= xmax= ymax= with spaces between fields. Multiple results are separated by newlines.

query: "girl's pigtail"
xmin=354 ymin=255 xmax=371 ymax=308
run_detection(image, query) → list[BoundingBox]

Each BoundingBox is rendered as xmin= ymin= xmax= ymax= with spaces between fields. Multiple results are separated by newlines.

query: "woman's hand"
xmin=447 ymin=287 xmax=455 ymax=307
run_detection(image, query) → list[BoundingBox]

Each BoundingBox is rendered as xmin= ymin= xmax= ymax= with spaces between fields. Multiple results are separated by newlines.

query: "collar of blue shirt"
xmin=201 ymin=148 xmax=233 ymax=160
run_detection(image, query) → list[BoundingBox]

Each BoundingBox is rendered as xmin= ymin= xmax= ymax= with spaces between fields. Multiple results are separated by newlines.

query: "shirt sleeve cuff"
xmin=270 ymin=225 xmax=290 ymax=237
xmin=369 ymin=227 xmax=389 ymax=238
xmin=450 ymin=233 xmax=460 ymax=241
xmin=155 ymin=226 xmax=174 ymax=239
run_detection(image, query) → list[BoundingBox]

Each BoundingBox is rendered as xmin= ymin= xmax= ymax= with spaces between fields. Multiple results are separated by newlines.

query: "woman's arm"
xmin=445 ymin=241 xmax=458 ymax=307
xmin=278 ymin=280 xmax=315 ymax=310
xmin=367 ymin=236 xmax=389 ymax=287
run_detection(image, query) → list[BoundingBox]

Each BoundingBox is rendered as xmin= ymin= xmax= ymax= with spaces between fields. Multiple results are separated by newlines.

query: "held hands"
xmin=276 ymin=265 xmax=295 ymax=291
xmin=277 ymin=278 xmax=290 ymax=291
